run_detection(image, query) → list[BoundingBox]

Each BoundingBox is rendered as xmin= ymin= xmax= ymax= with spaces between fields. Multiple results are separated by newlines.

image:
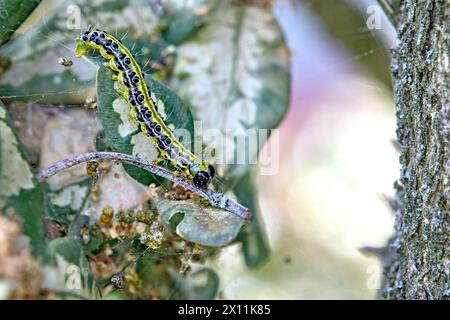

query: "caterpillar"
xmin=75 ymin=27 xmax=215 ymax=189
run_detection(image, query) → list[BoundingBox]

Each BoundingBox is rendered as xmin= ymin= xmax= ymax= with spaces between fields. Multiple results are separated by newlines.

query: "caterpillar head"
xmin=76 ymin=26 xmax=108 ymax=57
xmin=76 ymin=26 xmax=93 ymax=57
xmin=192 ymin=163 xmax=215 ymax=189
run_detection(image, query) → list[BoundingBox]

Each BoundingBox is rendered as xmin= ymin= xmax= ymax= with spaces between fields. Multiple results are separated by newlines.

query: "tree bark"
xmin=381 ymin=0 xmax=449 ymax=299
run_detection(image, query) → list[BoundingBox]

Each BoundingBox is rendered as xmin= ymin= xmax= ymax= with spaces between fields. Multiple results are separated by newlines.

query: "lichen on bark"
xmin=381 ymin=0 xmax=449 ymax=299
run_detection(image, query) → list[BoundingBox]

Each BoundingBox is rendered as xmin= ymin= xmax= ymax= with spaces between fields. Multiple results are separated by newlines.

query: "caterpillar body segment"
xmin=76 ymin=28 xmax=215 ymax=188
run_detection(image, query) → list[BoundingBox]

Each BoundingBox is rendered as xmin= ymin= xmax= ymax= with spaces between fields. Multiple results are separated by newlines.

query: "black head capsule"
xmin=193 ymin=168 xmax=214 ymax=189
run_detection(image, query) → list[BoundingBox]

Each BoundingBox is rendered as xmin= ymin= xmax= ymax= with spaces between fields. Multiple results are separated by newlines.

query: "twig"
xmin=37 ymin=151 xmax=251 ymax=220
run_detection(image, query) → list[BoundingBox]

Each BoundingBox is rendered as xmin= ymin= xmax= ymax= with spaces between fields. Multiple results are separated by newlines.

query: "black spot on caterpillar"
xmin=76 ymin=27 xmax=214 ymax=189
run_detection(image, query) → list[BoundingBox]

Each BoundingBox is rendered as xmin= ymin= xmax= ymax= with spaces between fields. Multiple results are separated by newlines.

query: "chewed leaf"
xmin=170 ymin=3 xmax=290 ymax=267
xmin=0 ymin=0 xmax=41 ymax=46
xmin=42 ymin=237 xmax=100 ymax=299
xmin=157 ymin=199 xmax=244 ymax=247
xmin=45 ymin=179 xmax=91 ymax=223
xmin=0 ymin=100 xmax=45 ymax=255
xmin=96 ymin=67 xmax=194 ymax=186
xmin=171 ymin=3 xmax=290 ymax=178
xmin=0 ymin=0 xmax=165 ymax=104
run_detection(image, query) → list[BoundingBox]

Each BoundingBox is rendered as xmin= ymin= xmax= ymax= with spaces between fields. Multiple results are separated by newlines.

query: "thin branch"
xmin=37 ymin=151 xmax=251 ymax=220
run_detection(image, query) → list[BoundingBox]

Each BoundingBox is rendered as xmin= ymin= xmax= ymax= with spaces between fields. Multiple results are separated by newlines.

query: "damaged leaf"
xmin=96 ymin=67 xmax=194 ymax=186
xmin=0 ymin=100 xmax=45 ymax=255
xmin=157 ymin=199 xmax=244 ymax=247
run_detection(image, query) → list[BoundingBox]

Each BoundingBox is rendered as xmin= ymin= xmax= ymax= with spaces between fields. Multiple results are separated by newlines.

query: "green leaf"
xmin=157 ymin=199 xmax=244 ymax=247
xmin=0 ymin=0 xmax=165 ymax=104
xmin=43 ymin=237 xmax=100 ymax=299
xmin=162 ymin=0 xmax=220 ymax=45
xmin=169 ymin=3 xmax=289 ymax=267
xmin=96 ymin=66 xmax=194 ymax=186
xmin=170 ymin=3 xmax=290 ymax=179
xmin=0 ymin=100 xmax=45 ymax=255
xmin=0 ymin=0 xmax=42 ymax=46
xmin=44 ymin=178 xmax=91 ymax=223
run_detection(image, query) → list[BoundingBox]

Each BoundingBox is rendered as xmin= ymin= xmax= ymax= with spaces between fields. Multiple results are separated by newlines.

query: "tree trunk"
xmin=381 ymin=0 xmax=449 ymax=299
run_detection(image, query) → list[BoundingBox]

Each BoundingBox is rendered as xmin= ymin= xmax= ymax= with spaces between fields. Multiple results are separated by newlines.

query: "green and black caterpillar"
xmin=75 ymin=27 xmax=215 ymax=188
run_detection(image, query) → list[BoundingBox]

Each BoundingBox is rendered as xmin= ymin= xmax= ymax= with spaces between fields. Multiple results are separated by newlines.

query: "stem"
xmin=382 ymin=0 xmax=449 ymax=299
xmin=37 ymin=151 xmax=251 ymax=220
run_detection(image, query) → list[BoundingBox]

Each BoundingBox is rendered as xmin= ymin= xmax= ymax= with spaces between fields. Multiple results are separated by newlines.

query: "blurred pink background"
xmin=213 ymin=0 xmax=399 ymax=299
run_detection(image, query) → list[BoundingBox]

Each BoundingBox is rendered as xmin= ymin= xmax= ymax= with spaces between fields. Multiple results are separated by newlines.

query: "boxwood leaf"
xmin=43 ymin=237 xmax=100 ymax=299
xmin=0 ymin=100 xmax=45 ymax=255
xmin=0 ymin=0 xmax=165 ymax=104
xmin=161 ymin=0 xmax=220 ymax=45
xmin=157 ymin=199 xmax=244 ymax=247
xmin=170 ymin=3 xmax=290 ymax=180
xmin=44 ymin=178 xmax=91 ymax=223
xmin=96 ymin=66 xmax=194 ymax=186
xmin=0 ymin=0 xmax=42 ymax=46
xmin=169 ymin=3 xmax=290 ymax=267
